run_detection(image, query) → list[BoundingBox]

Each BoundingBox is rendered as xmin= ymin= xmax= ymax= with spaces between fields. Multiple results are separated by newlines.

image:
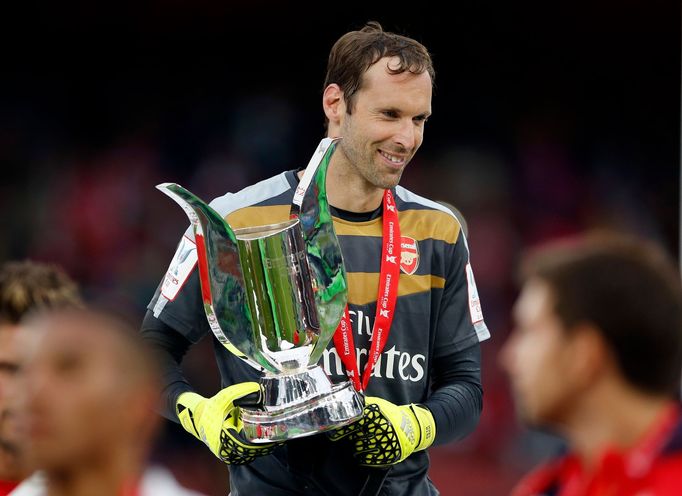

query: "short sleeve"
xmin=433 ymin=231 xmax=490 ymax=358
xmin=147 ymin=231 xmax=211 ymax=343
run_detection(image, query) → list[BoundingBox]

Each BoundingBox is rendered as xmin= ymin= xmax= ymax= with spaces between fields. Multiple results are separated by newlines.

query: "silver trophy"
xmin=157 ymin=138 xmax=363 ymax=443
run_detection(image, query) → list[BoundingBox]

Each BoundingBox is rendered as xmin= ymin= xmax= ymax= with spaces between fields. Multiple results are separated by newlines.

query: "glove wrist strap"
xmin=410 ymin=404 xmax=436 ymax=452
xmin=176 ymin=392 xmax=205 ymax=438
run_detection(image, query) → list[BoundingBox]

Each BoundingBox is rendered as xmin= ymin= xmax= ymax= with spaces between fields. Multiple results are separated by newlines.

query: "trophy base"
xmin=240 ymin=367 xmax=364 ymax=443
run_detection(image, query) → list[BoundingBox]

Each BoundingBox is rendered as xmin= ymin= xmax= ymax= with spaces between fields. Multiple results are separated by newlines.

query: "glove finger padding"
xmin=218 ymin=397 xmax=280 ymax=465
xmin=326 ymin=415 xmax=363 ymax=442
xmin=177 ymin=383 xmax=281 ymax=465
xmin=351 ymin=403 xmax=403 ymax=466
xmin=219 ymin=423 xmax=279 ymax=465
xmin=347 ymin=397 xmax=436 ymax=467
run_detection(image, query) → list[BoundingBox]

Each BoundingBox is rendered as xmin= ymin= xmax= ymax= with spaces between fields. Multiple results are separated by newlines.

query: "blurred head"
xmin=500 ymin=233 xmax=682 ymax=428
xmin=20 ymin=309 xmax=160 ymax=473
xmin=323 ymin=22 xmax=434 ymax=189
xmin=0 ymin=261 xmax=81 ymax=326
xmin=0 ymin=261 xmax=81 ymax=479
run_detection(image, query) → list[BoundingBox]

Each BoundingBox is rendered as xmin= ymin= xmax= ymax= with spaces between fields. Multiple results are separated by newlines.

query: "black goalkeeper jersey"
xmin=145 ymin=170 xmax=489 ymax=496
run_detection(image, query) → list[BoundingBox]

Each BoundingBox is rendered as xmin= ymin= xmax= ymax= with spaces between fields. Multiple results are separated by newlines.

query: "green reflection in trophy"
xmin=157 ymin=138 xmax=363 ymax=442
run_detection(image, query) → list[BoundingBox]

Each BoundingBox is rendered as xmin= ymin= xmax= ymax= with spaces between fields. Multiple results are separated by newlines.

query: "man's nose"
xmin=394 ymin=119 xmax=417 ymax=151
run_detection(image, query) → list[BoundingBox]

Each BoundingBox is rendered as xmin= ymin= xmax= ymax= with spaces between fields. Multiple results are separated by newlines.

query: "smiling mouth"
xmin=378 ymin=149 xmax=407 ymax=167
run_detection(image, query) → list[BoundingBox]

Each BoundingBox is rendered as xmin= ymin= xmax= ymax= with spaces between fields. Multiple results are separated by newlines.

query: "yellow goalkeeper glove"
xmin=328 ymin=396 xmax=436 ymax=467
xmin=176 ymin=383 xmax=278 ymax=465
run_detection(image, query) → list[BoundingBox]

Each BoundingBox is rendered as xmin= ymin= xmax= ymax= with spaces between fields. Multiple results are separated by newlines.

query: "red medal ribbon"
xmin=333 ymin=189 xmax=401 ymax=392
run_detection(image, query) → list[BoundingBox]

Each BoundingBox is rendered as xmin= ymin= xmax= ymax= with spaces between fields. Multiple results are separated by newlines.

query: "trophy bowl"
xmin=233 ymin=218 xmax=364 ymax=442
xmin=157 ymin=138 xmax=363 ymax=443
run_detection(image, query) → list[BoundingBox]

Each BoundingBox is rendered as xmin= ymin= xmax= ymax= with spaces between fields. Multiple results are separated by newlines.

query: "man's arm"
xmin=141 ymin=242 xmax=278 ymax=465
xmin=327 ymin=226 xmax=486 ymax=466
xmin=426 ymin=221 xmax=487 ymax=445
xmin=424 ymin=342 xmax=482 ymax=445
xmin=140 ymin=310 xmax=194 ymax=421
xmin=141 ymin=307 xmax=278 ymax=465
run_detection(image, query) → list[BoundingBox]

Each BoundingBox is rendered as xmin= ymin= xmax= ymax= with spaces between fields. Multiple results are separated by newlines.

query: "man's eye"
xmin=55 ymin=355 xmax=82 ymax=373
xmin=0 ymin=362 xmax=19 ymax=375
xmin=382 ymin=111 xmax=398 ymax=118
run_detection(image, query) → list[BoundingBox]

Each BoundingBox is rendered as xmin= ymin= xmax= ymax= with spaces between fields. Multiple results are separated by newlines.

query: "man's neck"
xmin=46 ymin=451 xmax=142 ymax=496
xmin=0 ymin=448 xmax=30 ymax=483
xmin=560 ymin=381 xmax=674 ymax=469
xmin=296 ymin=166 xmax=384 ymax=214
xmin=325 ymin=147 xmax=385 ymax=213
xmin=330 ymin=203 xmax=383 ymax=222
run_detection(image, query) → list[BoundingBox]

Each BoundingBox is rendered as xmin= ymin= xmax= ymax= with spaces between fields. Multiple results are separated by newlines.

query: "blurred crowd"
xmin=0 ymin=4 xmax=677 ymax=495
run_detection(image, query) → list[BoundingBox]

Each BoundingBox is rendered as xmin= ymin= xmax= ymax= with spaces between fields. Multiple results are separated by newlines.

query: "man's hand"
xmin=329 ymin=396 xmax=436 ymax=467
xmin=176 ymin=383 xmax=278 ymax=465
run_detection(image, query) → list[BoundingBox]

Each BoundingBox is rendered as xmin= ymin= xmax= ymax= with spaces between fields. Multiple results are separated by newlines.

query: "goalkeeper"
xmin=141 ymin=21 xmax=489 ymax=496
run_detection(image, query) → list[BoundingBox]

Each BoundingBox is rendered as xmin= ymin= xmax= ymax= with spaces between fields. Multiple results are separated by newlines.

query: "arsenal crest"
xmin=400 ymin=236 xmax=420 ymax=275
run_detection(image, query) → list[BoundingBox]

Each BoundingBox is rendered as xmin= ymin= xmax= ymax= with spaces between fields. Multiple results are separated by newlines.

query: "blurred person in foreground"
xmin=19 ymin=309 xmax=204 ymax=496
xmin=0 ymin=261 xmax=82 ymax=495
xmin=142 ymin=21 xmax=489 ymax=495
xmin=500 ymin=233 xmax=682 ymax=496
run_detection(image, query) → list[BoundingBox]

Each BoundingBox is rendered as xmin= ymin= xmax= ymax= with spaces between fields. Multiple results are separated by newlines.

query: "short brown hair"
xmin=324 ymin=21 xmax=435 ymax=116
xmin=522 ymin=233 xmax=682 ymax=396
xmin=0 ymin=260 xmax=82 ymax=324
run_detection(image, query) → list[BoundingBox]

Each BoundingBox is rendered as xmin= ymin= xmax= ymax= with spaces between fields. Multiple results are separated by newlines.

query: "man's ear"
xmin=322 ymin=84 xmax=345 ymax=129
xmin=569 ymin=323 xmax=610 ymax=384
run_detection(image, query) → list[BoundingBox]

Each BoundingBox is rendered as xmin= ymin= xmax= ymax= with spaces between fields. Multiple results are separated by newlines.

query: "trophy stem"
xmin=240 ymin=366 xmax=364 ymax=443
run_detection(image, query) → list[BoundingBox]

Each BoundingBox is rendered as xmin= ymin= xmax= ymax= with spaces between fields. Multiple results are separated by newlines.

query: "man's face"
xmin=21 ymin=318 xmax=131 ymax=470
xmin=338 ymin=56 xmax=432 ymax=190
xmin=500 ymin=280 xmax=582 ymax=427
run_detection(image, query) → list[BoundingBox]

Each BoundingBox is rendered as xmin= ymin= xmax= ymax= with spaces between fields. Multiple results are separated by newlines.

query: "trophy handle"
xmin=157 ymin=183 xmax=279 ymax=374
xmin=292 ymin=140 xmax=349 ymax=366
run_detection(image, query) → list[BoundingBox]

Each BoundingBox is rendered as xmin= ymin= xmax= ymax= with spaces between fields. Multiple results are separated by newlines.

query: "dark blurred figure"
xmin=0 ymin=261 xmax=82 ymax=495
xmin=19 ymin=309 xmax=204 ymax=496
xmin=500 ymin=233 xmax=682 ymax=496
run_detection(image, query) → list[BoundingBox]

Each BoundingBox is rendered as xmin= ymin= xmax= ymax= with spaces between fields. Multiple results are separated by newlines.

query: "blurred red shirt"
xmin=511 ymin=404 xmax=682 ymax=496
xmin=0 ymin=481 xmax=18 ymax=496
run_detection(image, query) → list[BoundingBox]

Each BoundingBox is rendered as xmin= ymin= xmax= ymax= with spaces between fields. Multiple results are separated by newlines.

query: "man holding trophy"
xmin=142 ymin=22 xmax=489 ymax=496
